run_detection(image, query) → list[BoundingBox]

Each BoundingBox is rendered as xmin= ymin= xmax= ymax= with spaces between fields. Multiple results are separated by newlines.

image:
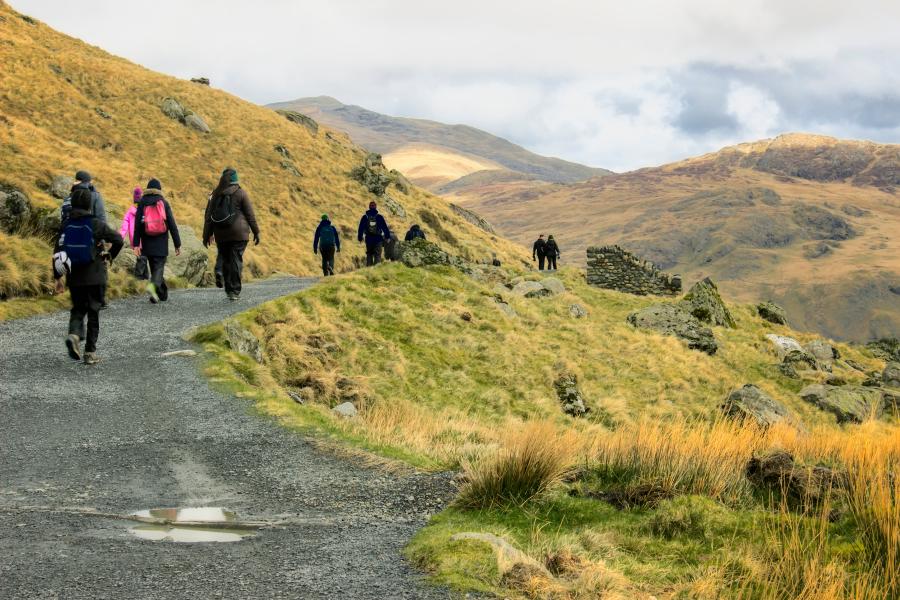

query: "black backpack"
xmin=209 ymin=192 xmax=236 ymax=226
xmin=366 ymin=216 xmax=379 ymax=236
xmin=319 ymin=225 xmax=336 ymax=246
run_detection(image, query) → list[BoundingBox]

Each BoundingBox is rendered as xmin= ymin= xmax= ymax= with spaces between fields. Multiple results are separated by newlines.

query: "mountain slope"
xmin=452 ymin=133 xmax=900 ymax=341
xmin=0 ymin=4 xmax=525 ymax=310
xmin=268 ymin=96 xmax=611 ymax=190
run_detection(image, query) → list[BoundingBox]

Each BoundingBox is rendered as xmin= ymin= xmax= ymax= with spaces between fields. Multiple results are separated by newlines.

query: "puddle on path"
xmin=128 ymin=507 xmax=256 ymax=543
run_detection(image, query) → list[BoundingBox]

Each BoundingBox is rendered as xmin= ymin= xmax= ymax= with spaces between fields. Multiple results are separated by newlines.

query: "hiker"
xmin=357 ymin=201 xmax=391 ymax=266
xmin=52 ymin=187 xmax=123 ymax=364
xmin=133 ymin=179 xmax=181 ymax=304
xmin=546 ymin=235 xmax=561 ymax=271
xmin=313 ymin=214 xmax=341 ymax=276
xmin=404 ymin=224 xmax=426 ymax=242
xmin=62 ymin=171 xmax=110 ymax=307
xmin=203 ymin=168 xmax=260 ymax=300
xmin=532 ymin=234 xmax=547 ymax=271
xmin=120 ymin=187 xmax=149 ymax=280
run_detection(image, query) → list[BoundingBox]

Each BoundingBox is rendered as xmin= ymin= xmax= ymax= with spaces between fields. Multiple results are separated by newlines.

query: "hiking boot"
xmin=215 ymin=272 xmax=224 ymax=288
xmin=227 ymin=293 xmax=239 ymax=302
xmin=99 ymin=302 xmax=109 ymax=310
xmin=83 ymin=352 xmax=101 ymax=365
xmin=65 ymin=334 xmax=82 ymax=361
xmin=147 ymin=282 xmax=159 ymax=304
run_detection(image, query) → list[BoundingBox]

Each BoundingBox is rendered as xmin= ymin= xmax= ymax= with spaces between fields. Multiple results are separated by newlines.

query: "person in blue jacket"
xmin=313 ymin=214 xmax=341 ymax=276
xmin=357 ymin=201 xmax=391 ymax=266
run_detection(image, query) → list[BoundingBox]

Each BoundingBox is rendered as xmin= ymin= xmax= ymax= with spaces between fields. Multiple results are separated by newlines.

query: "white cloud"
xmin=726 ymin=83 xmax=782 ymax=141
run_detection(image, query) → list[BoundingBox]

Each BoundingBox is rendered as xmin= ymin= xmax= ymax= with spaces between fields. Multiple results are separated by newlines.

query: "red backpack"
xmin=143 ymin=201 xmax=168 ymax=236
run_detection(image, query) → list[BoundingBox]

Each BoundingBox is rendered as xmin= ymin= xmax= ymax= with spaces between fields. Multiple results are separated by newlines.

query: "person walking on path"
xmin=62 ymin=171 xmax=110 ymax=307
xmin=133 ymin=179 xmax=181 ymax=304
xmin=203 ymin=168 xmax=260 ymax=301
xmin=313 ymin=214 xmax=341 ymax=276
xmin=404 ymin=224 xmax=426 ymax=242
xmin=357 ymin=201 xmax=391 ymax=266
xmin=532 ymin=234 xmax=547 ymax=271
xmin=53 ymin=187 xmax=123 ymax=365
xmin=120 ymin=187 xmax=150 ymax=280
xmin=546 ymin=235 xmax=561 ymax=271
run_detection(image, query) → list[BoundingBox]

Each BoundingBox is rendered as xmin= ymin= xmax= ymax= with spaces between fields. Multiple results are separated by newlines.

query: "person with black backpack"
xmin=53 ymin=187 xmax=123 ymax=365
xmin=545 ymin=235 xmax=561 ymax=271
xmin=203 ymin=168 xmax=260 ymax=300
xmin=357 ymin=201 xmax=391 ymax=266
xmin=532 ymin=234 xmax=547 ymax=271
xmin=61 ymin=170 xmax=110 ymax=308
xmin=133 ymin=179 xmax=181 ymax=304
xmin=313 ymin=214 xmax=341 ymax=276
xmin=404 ymin=224 xmax=426 ymax=242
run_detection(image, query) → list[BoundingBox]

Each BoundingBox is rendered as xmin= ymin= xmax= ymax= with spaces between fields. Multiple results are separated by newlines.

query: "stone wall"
xmin=586 ymin=245 xmax=682 ymax=296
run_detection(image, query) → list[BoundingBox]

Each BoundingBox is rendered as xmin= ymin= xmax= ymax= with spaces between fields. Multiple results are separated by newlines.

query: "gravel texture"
xmin=0 ymin=278 xmax=455 ymax=599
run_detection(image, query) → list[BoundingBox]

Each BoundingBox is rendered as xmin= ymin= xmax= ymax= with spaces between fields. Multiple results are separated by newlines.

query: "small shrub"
xmin=646 ymin=495 xmax=730 ymax=540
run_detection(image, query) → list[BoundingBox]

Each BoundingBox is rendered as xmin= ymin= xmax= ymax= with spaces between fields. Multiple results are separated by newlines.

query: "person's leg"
xmin=321 ymin=245 xmax=335 ymax=276
xmin=84 ymin=285 xmax=102 ymax=354
xmin=538 ymin=255 xmax=545 ymax=270
xmin=157 ymin=256 xmax=169 ymax=301
xmin=366 ymin=244 xmax=376 ymax=267
xmin=374 ymin=242 xmax=383 ymax=265
xmin=223 ymin=241 xmax=247 ymax=296
xmin=214 ymin=248 xmax=224 ymax=288
xmin=67 ymin=286 xmax=88 ymax=359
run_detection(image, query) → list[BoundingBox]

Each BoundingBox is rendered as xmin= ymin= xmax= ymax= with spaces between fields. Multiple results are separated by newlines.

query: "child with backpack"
xmin=357 ymin=201 xmax=391 ymax=266
xmin=120 ymin=187 xmax=150 ymax=280
xmin=132 ymin=179 xmax=181 ymax=304
xmin=313 ymin=214 xmax=341 ymax=276
xmin=52 ymin=187 xmax=124 ymax=364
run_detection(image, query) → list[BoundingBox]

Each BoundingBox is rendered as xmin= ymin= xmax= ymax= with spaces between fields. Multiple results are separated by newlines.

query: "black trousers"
xmin=366 ymin=242 xmax=383 ymax=266
xmin=147 ymin=255 xmax=169 ymax=301
xmin=537 ymin=254 xmax=546 ymax=270
xmin=220 ymin=240 xmax=248 ymax=295
xmin=547 ymin=255 xmax=558 ymax=270
xmin=320 ymin=244 xmax=336 ymax=276
xmin=69 ymin=285 xmax=102 ymax=352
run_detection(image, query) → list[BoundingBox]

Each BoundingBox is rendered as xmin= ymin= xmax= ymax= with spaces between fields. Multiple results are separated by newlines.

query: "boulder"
xmin=884 ymin=362 xmax=900 ymax=388
xmin=757 ymin=301 xmax=787 ymax=325
xmin=867 ymin=338 xmax=900 ymax=362
xmin=627 ymin=303 xmax=718 ymax=355
xmin=765 ymin=334 xmax=804 ymax=358
xmin=382 ymin=194 xmax=407 ymax=218
xmin=276 ymin=110 xmax=319 ymax=136
xmin=780 ymin=349 xmax=819 ymax=378
xmin=223 ymin=319 xmax=263 ymax=363
xmin=389 ymin=170 xmax=411 ymax=194
xmin=746 ymin=450 xmax=846 ymax=505
xmin=511 ymin=281 xmax=546 ymax=297
xmin=539 ymin=277 xmax=566 ymax=296
xmin=799 ymin=384 xmax=883 ymax=424
xmin=720 ymin=384 xmax=791 ymax=428
xmin=805 ymin=340 xmax=839 ymax=369
xmin=48 ymin=175 xmax=73 ymax=199
xmin=554 ymin=373 xmax=589 ymax=417
xmin=495 ymin=300 xmax=516 ymax=318
xmin=449 ymin=203 xmax=496 ymax=234
xmin=161 ymin=97 xmax=187 ymax=121
xmin=0 ymin=185 xmax=32 ymax=234
xmin=190 ymin=77 xmax=210 ymax=86
xmin=680 ymin=277 xmax=736 ymax=327
xmin=569 ymin=304 xmax=588 ymax=319
xmin=184 ymin=113 xmax=210 ymax=133
xmin=332 ymin=402 xmax=358 ymax=418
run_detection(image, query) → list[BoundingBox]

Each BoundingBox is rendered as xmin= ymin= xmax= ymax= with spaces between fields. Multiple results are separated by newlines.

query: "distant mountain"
xmin=267 ymin=96 xmax=612 ymax=190
xmin=450 ymin=133 xmax=900 ymax=341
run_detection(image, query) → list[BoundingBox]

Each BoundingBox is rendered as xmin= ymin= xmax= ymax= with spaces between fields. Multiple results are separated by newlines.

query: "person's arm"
xmin=164 ymin=200 xmax=181 ymax=251
xmin=240 ymin=191 xmax=260 ymax=237
xmin=357 ymin=215 xmax=366 ymax=242
xmin=532 ymin=241 xmax=537 ymax=260
xmin=96 ymin=219 xmax=124 ymax=260
xmin=379 ymin=216 xmax=391 ymax=240
xmin=334 ymin=226 xmax=341 ymax=252
xmin=202 ymin=194 xmax=213 ymax=245
xmin=92 ymin=190 xmax=108 ymax=224
xmin=133 ymin=204 xmax=144 ymax=251
xmin=313 ymin=223 xmax=321 ymax=254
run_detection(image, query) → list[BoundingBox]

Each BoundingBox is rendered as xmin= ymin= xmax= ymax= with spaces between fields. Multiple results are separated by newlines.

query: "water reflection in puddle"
xmin=128 ymin=507 xmax=256 ymax=543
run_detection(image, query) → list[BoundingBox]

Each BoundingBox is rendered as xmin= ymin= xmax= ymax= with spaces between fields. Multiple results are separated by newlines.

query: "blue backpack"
xmin=62 ymin=216 xmax=95 ymax=265
xmin=319 ymin=225 xmax=336 ymax=246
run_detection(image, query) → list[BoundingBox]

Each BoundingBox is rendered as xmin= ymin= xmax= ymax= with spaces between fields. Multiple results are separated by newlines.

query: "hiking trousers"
xmin=320 ymin=244 xmax=336 ymax=276
xmin=69 ymin=285 xmax=102 ymax=352
xmin=547 ymin=255 xmax=558 ymax=270
xmin=366 ymin=242 xmax=383 ymax=266
xmin=147 ymin=255 xmax=169 ymax=301
xmin=537 ymin=254 xmax=546 ymax=270
xmin=220 ymin=240 xmax=248 ymax=296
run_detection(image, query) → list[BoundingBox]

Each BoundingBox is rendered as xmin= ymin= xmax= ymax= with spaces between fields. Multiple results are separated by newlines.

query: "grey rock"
xmin=184 ymin=113 xmax=210 ymax=134
xmin=720 ymin=384 xmax=791 ymax=428
xmin=94 ymin=107 xmax=112 ymax=120
xmin=161 ymin=97 xmax=187 ymax=121
xmin=884 ymin=363 xmax=900 ymax=388
xmin=554 ymin=373 xmax=589 ymax=417
xmin=757 ymin=301 xmax=787 ymax=325
xmin=161 ymin=349 xmax=198 ymax=358
xmin=382 ymin=194 xmax=407 ymax=218
xmin=397 ymin=238 xmax=468 ymax=271
xmin=388 ymin=170 xmax=411 ymax=194
xmin=627 ymin=303 xmax=718 ymax=355
xmin=569 ymin=304 xmax=588 ymax=319
xmin=680 ymin=277 xmax=735 ymax=328
xmin=0 ymin=186 xmax=32 ymax=234
xmin=799 ymin=384 xmax=883 ymax=424
xmin=191 ymin=77 xmax=210 ymax=86
xmin=332 ymin=402 xmax=358 ymax=418
xmin=449 ymin=203 xmax=495 ymax=234
xmin=539 ymin=277 xmax=566 ymax=296
xmin=511 ymin=280 xmax=545 ymax=297
xmin=495 ymin=301 xmax=516 ymax=318
xmin=781 ymin=349 xmax=820 ymax=377
xmin=276 ymin=110 xmax=319 ymax=136
xmin=765 ymin=334 xmax=803 ymax=358
xmin=223 ymin=319 xmax=263 ymax=363
xmin=48 ymin=175 xmax=74 ymax=200
xmin=116 ymin=225 xmax=209 ymax=285
xmin=804 ymin=340 xmax=839 ymax=370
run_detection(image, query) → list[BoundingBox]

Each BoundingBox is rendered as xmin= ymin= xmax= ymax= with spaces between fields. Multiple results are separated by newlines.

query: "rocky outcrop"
xmin=160 ymin=97 xmax=210 ymax=133
xmin=382 ymin=195 xmax=407 ymax=218
xmin=554 ymin=373 xmax=588 ymax=417
xmin=350 ymin=153 xmax=409 ymax=197
xmin=799 ymin=384 xmax=883 ymax=424
xmin=190 ymin=77 xmax=210 ymax=86
xmin=780 ymin=349 xmax=819 ymax=378
xmin=746 ymin=450 xmax=846 ymax=505
xmin=510 ymin=278 xmax=565 ymax=298
xmin=223 ymin=319 xmax=263 ymax=363
xmin=275 ymin=110 xmax=319 ymax=136
xmin=449 ymin=203 xmax=496 ymax=234
xmin=627 ymin=303 xmax=718 ymax=355
xmin=804 ymin=340 xmax=839 ymax=371
xmin=332 ymin=402 xmax=358 ymax=418
xmin=867 ymin=338 xmax=900 ymax=362
xmin=47 ymin=175 xmax=73 ymax=200
xmin=569 ymin=304 xmax=588 ymax=319
xmin=680 ymin=277 xmax=735 ymax=328
xmin=586 ymin=245 xmax=682 ymax=296
xmin=397 ymin=238 xmax=468 ymax=271
xmin=757 ymin=301 xmax=787 ymax=325
xmin=0 ymin=184 xmax=31 ymax=234
xmin=884 ymin=363 xmax=900 ymax=388
xmin=720 ymin=384 xmax=791 ymax=428
xmin=765 ymin=334 xmax=804 ymax=358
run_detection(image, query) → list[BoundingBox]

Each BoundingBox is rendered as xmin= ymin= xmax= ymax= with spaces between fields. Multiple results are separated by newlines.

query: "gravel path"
xmin=0 ymin=278 xmax=455 ymax=599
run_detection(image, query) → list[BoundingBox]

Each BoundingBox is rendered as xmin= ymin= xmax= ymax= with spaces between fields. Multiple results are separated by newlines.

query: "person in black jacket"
xmin=133 ymin=179 xmax=181 ymax=304
xmin=357 ymin=201 xmax=391 ymax=266
xmin=546 ymin=235 xmax=561 ymax=270
xmin=313 ymin=214 xmax=341 ymax=276
xmin=532 ymin=234 xmax=547 ymax=270
xmin=53 ymin=187 xmax=123 ymax=364
xmin=404 ymin=224 xmax=426 ymax=242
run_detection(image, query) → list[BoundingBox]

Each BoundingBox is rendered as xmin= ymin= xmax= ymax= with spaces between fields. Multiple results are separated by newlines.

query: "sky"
xmin=12 ymin=0 xmax=900 ymax=171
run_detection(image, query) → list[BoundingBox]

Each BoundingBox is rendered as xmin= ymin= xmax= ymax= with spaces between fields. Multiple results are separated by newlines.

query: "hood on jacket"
xmin=68 ymin=208 xmax=93 ymax=220
xmin=320 ymin=219 xmax=332 ymax=226
xmin=139 ymin=191 xmax=164 ymax=206
xmin=365 ymin=208 xmax=379 ymax=217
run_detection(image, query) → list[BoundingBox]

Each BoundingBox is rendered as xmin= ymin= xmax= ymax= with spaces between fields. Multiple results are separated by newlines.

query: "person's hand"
xmin=54 ymin=279 xmax=65 ymax=295
xmin=133 ymin=246 xmax=141 ymax=257
xmin=313 ymin=249 xmax=318 ymax=255
xmin=175 ymin=247 xmax=182 ymax=257
xmin=202 ymin=239 xmax=209 ymax=249
xmin=337 ymin=248 xmax=341 ymax=253
xmin=253 ymin=233 xmax=260 ymax=246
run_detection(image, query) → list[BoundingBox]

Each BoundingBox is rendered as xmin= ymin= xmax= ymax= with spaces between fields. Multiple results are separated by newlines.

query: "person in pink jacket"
xmin=120 ymin=187 xmax=142 ymax=247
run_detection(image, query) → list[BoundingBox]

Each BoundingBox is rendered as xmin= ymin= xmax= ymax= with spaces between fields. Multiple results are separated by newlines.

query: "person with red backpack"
xmin=52 ymin=187 xmax=123 ymax=364
xmin=132 ymin=178 xmax=181 ymax=304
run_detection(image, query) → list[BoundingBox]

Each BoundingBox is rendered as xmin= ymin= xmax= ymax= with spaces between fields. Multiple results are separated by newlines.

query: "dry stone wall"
xmin=586 ymin=245 xmax=682 ymax=296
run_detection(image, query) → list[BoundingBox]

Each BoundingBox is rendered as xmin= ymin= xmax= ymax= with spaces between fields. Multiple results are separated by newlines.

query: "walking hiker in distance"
xmin=203 ymin=168 xmax=260 ymax=301
xmin=61 ymin=170 xmax=110 ymax=308
xmin=357 ymin=201 xmax=391 ymax=266
xmin=404 ymin=223 xmax=426 ymax=242
xmin=546 ymin=234 xmax=561 ymax=271
xmin=532 ymin=234 xmax=547 ymax=271
xmin=53 ymin=187 xmax=123 ymax=365
xmin=313 ymin=214 xmax=341 ymax=276
xmin=120 ymin=187 xmax=150 ymax=281
xmin=133 ymin=179 xmax=181 ymax=304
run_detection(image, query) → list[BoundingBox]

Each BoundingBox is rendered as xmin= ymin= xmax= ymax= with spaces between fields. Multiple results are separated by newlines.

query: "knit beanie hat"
xmin=147 ymin=178 xmax=162 ymax=191
xmin=321 ymin=214 xmax=329 ymax=221
xmin=229 ymin=170 xmax=239 ymax=184
xmin=75 ymin=170 xmax=92 ymax=183
xmin=133 ymin=187 xmax=143 ymax=202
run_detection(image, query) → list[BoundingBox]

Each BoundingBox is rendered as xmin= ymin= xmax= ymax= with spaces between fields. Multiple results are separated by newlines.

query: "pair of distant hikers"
xmin=532 ymin=234 xmax=561 ymax=271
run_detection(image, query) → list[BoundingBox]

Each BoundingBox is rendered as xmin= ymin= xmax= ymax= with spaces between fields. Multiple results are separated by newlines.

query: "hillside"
xmin=195 ymin=257 xmax=899 ymax=599
xmin=451 ymin=133 xmax=900 ymax=342
xmin=0 ymin=3 xmax=525 ymax=316
xmin=267 ymin=96 xmax=611 ymax=191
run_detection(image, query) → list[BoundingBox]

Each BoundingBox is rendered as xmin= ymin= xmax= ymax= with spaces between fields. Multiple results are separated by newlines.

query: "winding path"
xmin=0 ymin=278 xmax=453 ymax=599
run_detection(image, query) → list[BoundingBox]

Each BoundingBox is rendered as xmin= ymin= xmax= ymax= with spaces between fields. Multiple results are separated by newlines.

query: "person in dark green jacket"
xmin=313 ymin=214 xmax=341 ymax=276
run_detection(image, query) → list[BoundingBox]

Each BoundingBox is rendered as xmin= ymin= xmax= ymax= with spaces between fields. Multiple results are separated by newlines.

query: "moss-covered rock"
xmin=680 ymin=277 xmax=736 ymax=328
